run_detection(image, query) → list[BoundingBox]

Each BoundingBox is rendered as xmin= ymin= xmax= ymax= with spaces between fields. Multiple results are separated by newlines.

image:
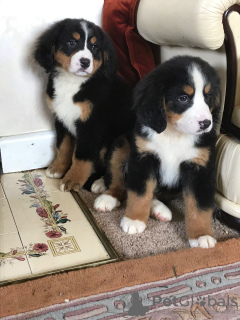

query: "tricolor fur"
xmin=34 ymin=18 xmax=135 ymax=191
xmin=94 ymin=56 xmax=221 ymax=249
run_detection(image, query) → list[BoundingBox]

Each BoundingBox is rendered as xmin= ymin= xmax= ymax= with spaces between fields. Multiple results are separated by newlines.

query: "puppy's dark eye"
xmin=178 ymin=95 xmax=189 ymax=103
xmin=67 ymin=40 xmax=76 ymax=47
xmin=205 ymin=94 xmax=212 ymax=102
xmin=92 ymin=44 xmax=99 ymax=51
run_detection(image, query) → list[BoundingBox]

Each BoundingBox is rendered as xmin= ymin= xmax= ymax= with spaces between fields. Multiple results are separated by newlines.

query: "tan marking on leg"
xmin=204 ymin=83 xmax=211 ymax=94
xmin=90 ymin=36 xmax=97 ymax=44
xmin=124 ymin=179 xmax=157 ymax=223
xmin=48 ymin=135 xmax=74 ymax=176
xmin=46 ymin=95 xmax=54 ymax=112
xmin=54 ymin=51 xmax=72 ymax=71
xmin=73 ymin=32 xmax=80 ymax=40
xmin=192 ymin=148 xmax=210 ymax=167
xmin=75 ymin=101 xmax=93 ymax=122
xmin=184 ymin=192 xmax=213 ymax=239
xmin=183 ymin=85 xmax=194 ymax=96
xmin=62 ymin=158 xmax=93 ymax=191
xmin=104 ymin=139 xmax=130 ymax=202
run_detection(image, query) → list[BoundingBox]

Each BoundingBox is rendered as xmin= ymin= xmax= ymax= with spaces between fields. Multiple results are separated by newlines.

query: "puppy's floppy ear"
xmin=34 ymin=20 xmax=65 ymax=73
xmin=99 ymin=29 xmax=118 ymax=78
xmin=134 ymin=70 xmax=167 ymax=134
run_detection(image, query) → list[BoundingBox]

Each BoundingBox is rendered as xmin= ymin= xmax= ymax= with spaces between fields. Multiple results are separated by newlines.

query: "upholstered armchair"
xmin=103 ymin=0 xmax=240 ymax=231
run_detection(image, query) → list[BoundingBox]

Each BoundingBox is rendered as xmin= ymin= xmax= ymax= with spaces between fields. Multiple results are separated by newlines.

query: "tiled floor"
xmin=0 ymin=170 xmax=114 ymax=284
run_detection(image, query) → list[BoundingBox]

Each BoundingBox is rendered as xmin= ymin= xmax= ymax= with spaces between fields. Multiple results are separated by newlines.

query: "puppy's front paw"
xmin=91 ymin=177 xmax=107 ymax=194
xmin=151 ymin=199 xmax=172 ymax=221
xmin=60 ymin=174 xmax=83 ymax=192
xmin=94 ymin=194 xmax=120 ymax=212
xmin=189 ymin=235 xmax=216 ymax=249
xmin=60 ymin=179 xmax=81 ymax=192
xmin=120 ymin=216 xmax=146 ymax=234
xmin=46 ymin=166 xmax=65 ymax=179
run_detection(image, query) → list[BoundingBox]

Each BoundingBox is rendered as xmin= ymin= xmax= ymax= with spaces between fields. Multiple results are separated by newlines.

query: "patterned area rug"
xmin=1 ymin=238 xmax=240 ymax=319
xmin=3 ymin=261 xmax=240 ymax=319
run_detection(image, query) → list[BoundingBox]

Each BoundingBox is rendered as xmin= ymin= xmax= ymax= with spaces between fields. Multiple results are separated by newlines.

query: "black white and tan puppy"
xmin=34 ymin=18 xmax=135 ymax=192
xmin=94 ymin=55 xmax=221 ymax=249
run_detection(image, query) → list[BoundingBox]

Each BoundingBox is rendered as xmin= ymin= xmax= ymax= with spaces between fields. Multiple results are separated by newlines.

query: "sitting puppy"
xmin=94 ymin=56 xmax=221 ymax=249
xmin=34 ymin=18 xmax=135 ymax=192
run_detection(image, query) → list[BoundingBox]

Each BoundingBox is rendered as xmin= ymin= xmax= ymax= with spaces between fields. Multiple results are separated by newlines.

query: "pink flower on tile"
xmin=45 ymin=230 xmax=62 ymax=238
xmin=33 ymin=243 xmax=48 ymax=252
xmin=34 ymin=177 xmax=43 ymax=186
xmin=15 ymin=256 xmax=25 ymax=261
xmin=36 ymin=207 xmax=48 ymax=218
xmin=12 ymin=250 xmax=18 ymax=255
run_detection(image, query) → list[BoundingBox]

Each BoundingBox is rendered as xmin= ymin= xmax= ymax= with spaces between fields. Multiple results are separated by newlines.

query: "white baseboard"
xmin=0 ymin=131 xmax=56 ymax=173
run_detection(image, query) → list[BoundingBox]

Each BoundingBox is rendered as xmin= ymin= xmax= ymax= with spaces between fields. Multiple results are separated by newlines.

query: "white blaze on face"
xmin=69 ymin=21 xmax=93 ymax=76
xmin=175 ymin=65 xmax=213 ymax=134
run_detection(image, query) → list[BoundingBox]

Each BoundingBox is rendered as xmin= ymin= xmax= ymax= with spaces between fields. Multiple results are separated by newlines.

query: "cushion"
xmin=102 ymin=0 xmax=156 ymax=86
xmin=137 ymin=0 xmax=240 ymax=50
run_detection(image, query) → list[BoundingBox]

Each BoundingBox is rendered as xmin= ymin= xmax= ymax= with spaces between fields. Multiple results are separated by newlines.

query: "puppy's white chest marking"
xmin=144 ymin=126 xmax=199 ymax=187
xmin=52 ymin=70 xmax=87 ymax=136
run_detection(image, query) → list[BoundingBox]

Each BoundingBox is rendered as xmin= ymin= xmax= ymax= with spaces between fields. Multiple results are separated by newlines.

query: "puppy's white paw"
xmin=46 ymin=167 xmax=64 ymax=179
xmin=94 ymin=194 xmax=120 ymax=212
xmin=189 ymin=235 xmax=217 ymax=249
xmin=91 ymin=177 xmax=107 ymax=194
xmin=120 ymin=216 xmax=146 ymax=234
xmin=151 ymin=199 xmax=172 ymax=221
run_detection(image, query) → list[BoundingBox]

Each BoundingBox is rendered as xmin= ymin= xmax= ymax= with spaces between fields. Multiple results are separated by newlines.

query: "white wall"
xmin=0 ymin=0 xmax=104 ymax=137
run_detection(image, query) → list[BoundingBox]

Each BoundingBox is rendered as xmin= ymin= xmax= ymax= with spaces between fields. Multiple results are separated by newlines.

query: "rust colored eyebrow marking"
xmin=90 ymin=36 xmax=97 ymax=44
xmin=183 ymin=85 xmax=194 ymax=96
xmin=204 ymin=83 xmax=211 ymax=94
xmin=73 ymin=32 xmax=80 ymax=40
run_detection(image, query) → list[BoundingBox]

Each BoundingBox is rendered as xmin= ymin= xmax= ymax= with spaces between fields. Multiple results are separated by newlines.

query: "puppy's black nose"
xmin=80 ymin=58 xmax=90 ymax=69
xmin=199 ymin=119 xmax=211 ymax=130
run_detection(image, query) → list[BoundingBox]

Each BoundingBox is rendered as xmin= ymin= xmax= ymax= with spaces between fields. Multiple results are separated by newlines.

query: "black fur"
xmin=128 ymin=56 xmax=221 ymax=202
xmin=35 ymin=18 xmax=118 ymax=78
xmin=98 ymin=55 xmax=222 ymax=245
xmin=34 ymin=18 xmax=135 ymax=191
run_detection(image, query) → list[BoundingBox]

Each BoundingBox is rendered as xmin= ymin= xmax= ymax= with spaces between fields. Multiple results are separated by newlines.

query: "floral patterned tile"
xmin=8 ymin=190 xmax=88 ymax=233
xmin=0 ymin=233 xmax=32 ymax=282
xmin=0 ymin=198 xmax=18 ymax=235
xmin=0 ymin=170 xmax=113 ymax=283
xmin=20 ymin=220 xmax=110 ymax=275
xmin=5 ymin=171 xmax=88 ymax=234
xmin=1 ymin=170 xmax=61 ymax=199
xmin=30 ymin=169 xmax=62 ymax=193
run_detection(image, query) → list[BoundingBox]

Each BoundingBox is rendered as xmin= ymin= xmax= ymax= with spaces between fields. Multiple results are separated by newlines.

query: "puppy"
xmin=34 ymin=18 xmax=135 ymax=192
xmin=94 ymin=56 xmax=221 ymax=249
